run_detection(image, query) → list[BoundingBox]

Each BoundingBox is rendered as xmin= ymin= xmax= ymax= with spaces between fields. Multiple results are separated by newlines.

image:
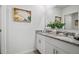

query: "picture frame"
xmin=55 ymin=16 xmax=61 ymax=22
xmin=13 ymin=8 xmax=31 ymax=23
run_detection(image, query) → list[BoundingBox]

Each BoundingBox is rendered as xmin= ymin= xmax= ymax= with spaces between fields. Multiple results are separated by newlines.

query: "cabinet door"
xmin=36 ymin=34 xmax=41 ymax=52
xmin=54 ymin=48 xmax=66 ymax=54
xmin=36 ymin=34 xmax=45 ymax=54
xmin=45 ymin=41 xmax=66 ymax=54
xmin=45 ymin=36 xmax=79 ymax=54
xmin=36 ymin=34 xmax=67 ymax=54
xmin=45 ymin=42 xmax=55 ymax=54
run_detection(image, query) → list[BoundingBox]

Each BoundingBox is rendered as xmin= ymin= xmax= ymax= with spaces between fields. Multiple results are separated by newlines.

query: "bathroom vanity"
xmin=36 ymin=30 xmax=79 ymax=54
xmin=35 ymin=5 xmax=79 ymax=54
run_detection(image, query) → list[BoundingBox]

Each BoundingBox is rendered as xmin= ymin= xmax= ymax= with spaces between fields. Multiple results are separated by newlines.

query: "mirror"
xmin=64 ymin=12 xmax=79 ymax=30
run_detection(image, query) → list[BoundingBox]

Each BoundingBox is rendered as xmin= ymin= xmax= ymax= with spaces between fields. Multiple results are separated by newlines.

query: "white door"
xmin=0 ymin=29 xmax=1 ymax=54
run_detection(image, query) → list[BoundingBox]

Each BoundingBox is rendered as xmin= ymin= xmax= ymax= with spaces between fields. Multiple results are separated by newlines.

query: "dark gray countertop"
xmin=36 ymin=31 xmax=79 ymax=46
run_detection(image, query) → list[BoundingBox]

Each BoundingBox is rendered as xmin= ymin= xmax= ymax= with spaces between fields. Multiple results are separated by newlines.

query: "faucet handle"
xmin=74 ymin=33 xmax=79 ymax=40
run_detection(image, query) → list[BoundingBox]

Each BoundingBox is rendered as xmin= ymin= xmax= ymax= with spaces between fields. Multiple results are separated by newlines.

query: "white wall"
xmin=62 ymin=5 xmax=79 ymax=30
xmin=45 ymin=6 xmax=62 ymax=26
xmin=62 ymin=5 xmax=79 ymax=15
xmin=1 ymin=6 xmax=8 ymax=53
xmin=64 ymin=15 xmax=72 ymax=29
xmin=1 ymin=5 xmax=46 ymax=54
xmin=71 ymin=13 xmax=78 ymax=30
xmin=62 ymin=5 xmax=79 ymax=22
xmin=1 ymin=5 xmax=61 ymax=54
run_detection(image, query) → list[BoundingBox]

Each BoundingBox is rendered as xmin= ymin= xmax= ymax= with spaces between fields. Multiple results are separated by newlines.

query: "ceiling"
xmin=55 ymin=5 xmax=69 ymax=9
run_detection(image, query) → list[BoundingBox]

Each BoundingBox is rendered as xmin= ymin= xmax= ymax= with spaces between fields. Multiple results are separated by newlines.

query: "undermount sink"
xmin=40 ymin=29 xmax=79 ymax=40
xmin=56 ymin=32 xmax=75 ymax=39
xmin=42 ymin=30 xmax=75 ymax=39
xmin=56 ymin=32 xmax=65 ymax=36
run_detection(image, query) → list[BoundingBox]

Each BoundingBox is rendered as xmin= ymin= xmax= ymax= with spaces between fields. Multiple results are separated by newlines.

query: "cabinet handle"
xmin=39 ymin=40 xmax=41 ymax=43
xmin=53 ymin=49 xmax=58 ymax=54
xmin=53 ymin=49 xmax=55 ymax=54
xmin=55 ymin=50 xmax=58 ymax=54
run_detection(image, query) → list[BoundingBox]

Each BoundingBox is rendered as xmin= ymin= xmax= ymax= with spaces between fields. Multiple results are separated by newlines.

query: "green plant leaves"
xmin=28 ymin=16 xmax=31 ymax=21
xmin=47 ymin=21 xmax=65 ymax=29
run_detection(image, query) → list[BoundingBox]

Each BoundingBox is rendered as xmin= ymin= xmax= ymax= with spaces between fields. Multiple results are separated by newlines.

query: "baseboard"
xmin=17 ymin=49 xmax=36 ymax=54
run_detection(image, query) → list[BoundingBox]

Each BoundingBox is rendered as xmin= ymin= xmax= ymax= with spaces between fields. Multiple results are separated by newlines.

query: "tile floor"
xmin=28 ymin=50 xmax=41 ymax=54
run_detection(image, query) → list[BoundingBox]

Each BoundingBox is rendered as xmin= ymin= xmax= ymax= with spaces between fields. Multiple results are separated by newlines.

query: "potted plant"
xmin=47 ymin=21 xmax=64 ymax=29
xmin=47 ymin=22 xmax=56 ymax=29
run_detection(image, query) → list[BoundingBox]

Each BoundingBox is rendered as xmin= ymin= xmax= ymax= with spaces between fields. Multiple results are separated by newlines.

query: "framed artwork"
xmin=55 ymin=16 xmax=61 ymax=22
xmin=13 ymin=8 xmax=31 ymax=23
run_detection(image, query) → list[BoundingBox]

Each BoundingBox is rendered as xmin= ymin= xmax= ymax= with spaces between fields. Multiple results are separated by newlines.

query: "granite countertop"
xmin=36 ymin=31 xmax=79 ymax=46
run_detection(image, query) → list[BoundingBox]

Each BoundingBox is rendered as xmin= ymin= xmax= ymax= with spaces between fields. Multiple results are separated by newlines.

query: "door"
xmin=0 ymin=29 xmax=1 ymax=54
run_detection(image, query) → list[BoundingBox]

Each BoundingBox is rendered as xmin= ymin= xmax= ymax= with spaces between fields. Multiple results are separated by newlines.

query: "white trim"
xmin=17 ymin=49 xmax=36 ymax=54
xmin=1 ymin=5 xmax=7 ymax=54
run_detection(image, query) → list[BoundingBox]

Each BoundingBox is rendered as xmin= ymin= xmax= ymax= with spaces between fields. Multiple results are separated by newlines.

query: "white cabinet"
xmin=36 ymin=33 xmax=79 ymax=54
xmin=45 ymin=36 xmax=79 ymax=54
xmin=36 ymin=34 xmax=66 ymax=54
xmin=45 ymin=42 xmax=66 ymax=54
xmin=36 ymin=34 xmax=45 ymax=54
xmin=45 ymin=42 xmax=54 ymax=54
